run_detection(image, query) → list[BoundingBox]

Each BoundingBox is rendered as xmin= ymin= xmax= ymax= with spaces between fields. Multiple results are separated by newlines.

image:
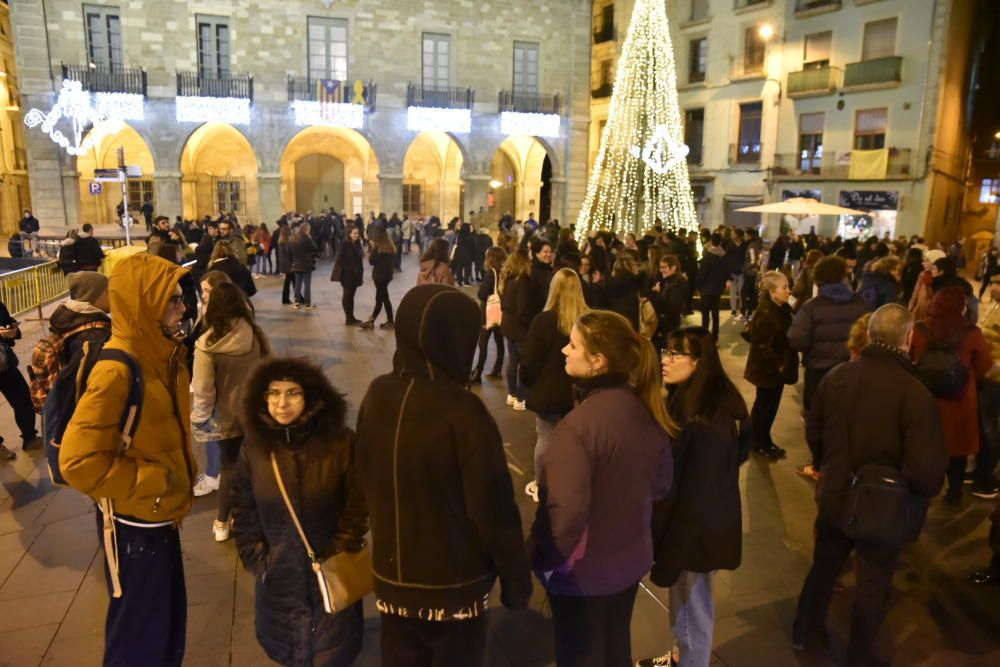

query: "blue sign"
xmin=89 ymin=181 xmax=103 ymax=195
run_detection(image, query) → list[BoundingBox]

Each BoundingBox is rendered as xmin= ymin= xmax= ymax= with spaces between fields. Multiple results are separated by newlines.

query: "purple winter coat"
xmin=530 ymin=377 xmax=673 ymax=596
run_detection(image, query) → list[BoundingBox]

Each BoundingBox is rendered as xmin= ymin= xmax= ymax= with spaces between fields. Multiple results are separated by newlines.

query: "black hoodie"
xmin=356 ymin=284 xmax=532 ymax=621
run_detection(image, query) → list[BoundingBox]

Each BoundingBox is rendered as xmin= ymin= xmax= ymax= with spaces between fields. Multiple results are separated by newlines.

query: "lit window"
xmin=981 ymin=179 xmax=1000 ymax=204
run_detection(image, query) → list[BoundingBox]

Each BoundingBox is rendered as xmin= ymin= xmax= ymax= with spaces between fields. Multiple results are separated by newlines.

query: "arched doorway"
xmin=279 ymin=127 xmax=380 ymax=216
xmin=76 ymin=124 xmax=155 ymax=226
xmin=489 ymin=136 xmax=553 ymax=223
xmin=402 ymin=132 xmax=465 ymax=221
xmin=179 ymin=123 xmax=259 ymax=222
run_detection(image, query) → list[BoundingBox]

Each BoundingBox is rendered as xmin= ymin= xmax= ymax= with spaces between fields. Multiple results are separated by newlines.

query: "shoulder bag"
xmin=485 ymin=269 xmax=503 ymax=329
xmin=270 ymin=453 xmax=374 ymax=614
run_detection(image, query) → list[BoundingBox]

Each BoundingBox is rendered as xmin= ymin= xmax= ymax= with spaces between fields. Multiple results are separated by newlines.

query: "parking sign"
xmin=89 ymin=181 xmax=103 ymax=195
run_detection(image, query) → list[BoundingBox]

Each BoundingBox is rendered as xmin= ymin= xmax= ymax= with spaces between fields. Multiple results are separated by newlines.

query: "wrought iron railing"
xmin=498 ymin=91 xmax=562 ymax=115
xmin=176 ymin=71 xmax=254 ymax=99
xmin=287 ymin=76 xmax=378 ymax=110
xmin=406 ymin=84 xmax=474 ymax=110
xmin=61 ymin=63 xmax=147 ymax=95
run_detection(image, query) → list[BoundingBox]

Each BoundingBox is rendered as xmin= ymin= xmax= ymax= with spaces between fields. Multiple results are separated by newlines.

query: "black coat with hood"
xmin=232 ymin=357 xmax=367 ymax=667
xmin=355 ymin=284 xmax=532 ymax=621
xmin=744 ymin=294 xmax=798 ymax=388
xmin=331 ymin=239 xmax=364 ymax=288
xmin=519 ymin=310 xmax=573 ymax=415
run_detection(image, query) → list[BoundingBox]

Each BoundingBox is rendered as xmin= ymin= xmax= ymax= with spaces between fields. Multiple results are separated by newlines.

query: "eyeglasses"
xmin=265 ymin=389 xmax=305 ymax=402
xmin=660 ymin=349 xmax=692 ymax=363
xmin=168 ymin=295 xmax=185 ymax=309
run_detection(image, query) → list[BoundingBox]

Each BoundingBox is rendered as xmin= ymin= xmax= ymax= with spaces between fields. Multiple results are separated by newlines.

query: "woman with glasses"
xmin=191 ymin=282 xmax=270 ymax=541
xmin=637 ymin=327 xmax=750 ymax=667
xmin=232 ymin=357 xmax=367 ymax=667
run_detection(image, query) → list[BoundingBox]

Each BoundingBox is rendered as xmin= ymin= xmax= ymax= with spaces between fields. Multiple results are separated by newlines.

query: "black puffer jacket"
xmin=788 ymin=283 xmax=872 ymax=371
xmin=519 ymin=310 xmax=573 ymax=415
xmin=356 ymin=285 xmax=531 ymax=621
xmin=500 ymin=276 xmax=534 ymax=343
xmin=208 ymin=257 xmax=257 ymax=298
xmin=331 ymin=239 xmax=364 ymax=288
xmin=232 ymin=358 xmax=367 ymax=667
xmin=744 ymin=294 xmax=798 ymax=388
xmin=289 ymin=233 xmax=318 ymax=273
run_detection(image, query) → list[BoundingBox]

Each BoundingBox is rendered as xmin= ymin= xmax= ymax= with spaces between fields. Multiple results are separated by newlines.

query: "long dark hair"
xmin=204 ymin=282 xmax=270 ymax=354
xmin=666 ymin=326 xmax=743 ymax=425
xmin=421 ymin=238 xmax=451 ymax=267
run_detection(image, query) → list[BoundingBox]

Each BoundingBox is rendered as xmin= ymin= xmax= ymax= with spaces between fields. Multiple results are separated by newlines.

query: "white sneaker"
xmin=213 ymin=519 xmax=231 ymax=542
xmin=193 ymin=474 xmax=219 ymax=497
xmin=506 ymin=394 xmax=517 ymax=406
xmin=525 ymin=480 xmax=539 ymax=503
xmin=513 ymin=399 xmax=526 ymax=411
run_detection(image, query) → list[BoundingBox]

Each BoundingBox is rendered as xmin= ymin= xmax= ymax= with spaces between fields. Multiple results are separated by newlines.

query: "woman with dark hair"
xmin=452 ymin=222 xmax=476 ymax=285
xmin=471 ymin=246 xmax=508 ymax=384
xmin=232 ymin=357 xmax=367 ymax=666
xmin=209 ymin=240 xmax=257 ymax=298
xmin=605 ymin=252 xmax=644 ymax=331
xmin=637 ymin=327 xmax=750 ymax=667
xmin=191 ymin=282 xmax=270 ymax=540
xmin=859 ymin=255 xmax=902 ymax=309
xmin=910 ymin=286 xmax=991 ymax=506
xmin=791 ymin=249 xmax=823 ymax=310
xmin=361 ymin=226 xmax=397 ymax=330
xmin=331 ymin=226 xmax=364 ymax=325
xmin=417 ymin=238 xmax=456 ymax=286
xmin=528 ymin=237 xmax=555 ymax=316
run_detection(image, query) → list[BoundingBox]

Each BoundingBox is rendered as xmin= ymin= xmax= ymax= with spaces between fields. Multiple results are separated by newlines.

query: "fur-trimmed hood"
xmin=241 ymin=356 xmax=347 ymax=448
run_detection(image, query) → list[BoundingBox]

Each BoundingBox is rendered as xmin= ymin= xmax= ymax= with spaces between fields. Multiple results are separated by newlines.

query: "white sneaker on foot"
xmin=525 ymin=480 xmax=539 ymax=503
xmin=213 ymin=519 xmax=231 ymax=542
xmin=513 ymin=399 xmax=526 ymax=411
xmin=193 ymin=474 xmax=219 ymax=497
xmin=506 ymin=394 xmax=517 ymax=406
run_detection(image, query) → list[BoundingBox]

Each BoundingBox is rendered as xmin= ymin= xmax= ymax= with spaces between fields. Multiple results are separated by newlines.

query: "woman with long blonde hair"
xmin=531 ymin=310 xmax=675 ymax=667
xmin=520 ymin=269 xmax=590 ymax=500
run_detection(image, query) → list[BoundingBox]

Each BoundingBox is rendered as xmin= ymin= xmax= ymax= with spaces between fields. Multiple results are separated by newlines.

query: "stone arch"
xmin=279 ymin=126 xmax=381 ymax=216
xmin=76 ymin=123 xmax=157 ymax=226
xmin=402 ymin=132 xmax=466 ymax=221
xmin=489 ymin=135 xmax=556 ymax=223
xmin=179 ymin=123 xmax=260 ymax=221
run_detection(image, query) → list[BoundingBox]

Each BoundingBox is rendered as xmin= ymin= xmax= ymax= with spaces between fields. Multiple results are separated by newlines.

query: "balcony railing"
xmin=772 ymin=147 xmax=912 ymax=178
xmin=787 ymin=66 xmax=840 ymax=97
xmin=287 ymin=76 xmax=377 ymax=110
xmin=795 ymin=0 xmax=841 ymax=14
xmin=176 ymin=71 xmax=254 ymax=100
xmin=406 ymin=84 xmax=474 ymax=110
xmin=591 ymin=83 xmax=613 ymax=99
xmin=593 ymin=23 xmax=616 ymax=44
xmin=498 ymin=90 xmax=562 ymax=115
xmin=735 ymin=0 xmax=771 ymax=10
xmin=61 ymin=63 xmax=147 ymax=95
xmin=843 ymin=56 xmax=902 ymax=89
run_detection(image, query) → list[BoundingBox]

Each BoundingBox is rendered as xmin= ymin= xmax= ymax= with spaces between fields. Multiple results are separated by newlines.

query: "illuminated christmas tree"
xmin=577 ymin=0 xmax=698 ymax=237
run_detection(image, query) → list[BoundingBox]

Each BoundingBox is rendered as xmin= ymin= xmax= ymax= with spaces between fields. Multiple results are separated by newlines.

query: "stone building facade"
xmin=0 ymin=2 xmax=31 ymax=237
xmin=10 ymin=0 xmax=593 ymax=229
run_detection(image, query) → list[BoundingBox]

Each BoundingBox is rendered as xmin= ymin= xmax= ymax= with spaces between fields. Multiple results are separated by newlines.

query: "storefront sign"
xmin=839 ymin=190 xmax=899 ymax=211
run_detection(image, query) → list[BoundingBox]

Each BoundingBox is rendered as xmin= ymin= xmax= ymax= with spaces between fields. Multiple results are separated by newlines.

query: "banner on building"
xmin=849 ymin=148 xmax=889 ymax=180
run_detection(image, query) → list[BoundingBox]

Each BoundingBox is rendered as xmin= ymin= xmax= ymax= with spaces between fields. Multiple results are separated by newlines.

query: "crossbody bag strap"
xmin=270 ymin=452 xmax=319 ymax=564
xmin=492 ymin=269 xmax=499 ymax=297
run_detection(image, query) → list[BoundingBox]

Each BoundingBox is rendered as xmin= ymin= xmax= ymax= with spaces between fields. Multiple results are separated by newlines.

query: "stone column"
xmin=258 ymin=173 xmax=283 ymax=225
xmin=379 ymin=173 xmax=403 ymax=217
xmin=549 ymin=178 xmax=567 ymax=225
xmin=61 ymin=169 xmax=81 ymax=229
xmin=463 ymin=175 xmax=491 ymax=220
xmin=154 ymin=172 xmax=182 ymax=220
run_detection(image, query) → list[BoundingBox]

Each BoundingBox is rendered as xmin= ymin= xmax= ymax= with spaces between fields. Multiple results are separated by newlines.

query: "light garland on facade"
xmin=576 ymin=0 xmax=699 ymax=238
xmin=23 ymin=79 xmax=124 ymax=156
xmin=95 ymin=92 xmax=145 ymax=122
xmin=406 ymin=107 xmax=472 ymax=133
xmin=500 ymin=111 xmax=560 ymax=138
xmin=175 ymin=96 xmax=251 ymax=125
xmin=291 ymin=100 xmax=364 ymax=129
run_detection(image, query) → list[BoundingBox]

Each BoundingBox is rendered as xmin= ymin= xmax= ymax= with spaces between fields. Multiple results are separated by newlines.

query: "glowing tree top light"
xmin=576 ymin=0 xmax=698 ymax=238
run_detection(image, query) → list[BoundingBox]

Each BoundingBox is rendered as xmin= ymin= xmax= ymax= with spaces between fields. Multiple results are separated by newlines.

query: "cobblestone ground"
xmin=0 ymin=255 xmax=996 ymax=666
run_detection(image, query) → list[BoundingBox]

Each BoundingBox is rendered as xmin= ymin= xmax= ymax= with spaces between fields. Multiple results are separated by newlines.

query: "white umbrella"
xmin=736 ymin=197 xmax=867 ymax=216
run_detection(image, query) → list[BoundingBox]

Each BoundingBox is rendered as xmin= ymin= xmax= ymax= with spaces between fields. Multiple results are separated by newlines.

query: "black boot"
xmin=469 ymin=369 xmax=483 ymax=384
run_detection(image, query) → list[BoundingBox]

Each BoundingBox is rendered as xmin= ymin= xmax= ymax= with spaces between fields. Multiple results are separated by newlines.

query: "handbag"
xmin=485 ymin=269 xmax=502 ymax=329
xmin=638 ymin=296 xmax=658 ymax=339
xmin=270 ymin=453 xmax=374 ymax=613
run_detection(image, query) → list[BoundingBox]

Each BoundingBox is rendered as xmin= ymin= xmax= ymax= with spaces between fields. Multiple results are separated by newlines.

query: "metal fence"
xmin=61 ymin=63 xmax=148 ymax=95
xmin=0 ymin=261 xmax=70 ymax=318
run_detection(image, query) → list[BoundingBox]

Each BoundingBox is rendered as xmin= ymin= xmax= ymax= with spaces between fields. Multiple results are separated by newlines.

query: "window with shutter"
xmin=84 ymin=4 xmax=123 ymax=70
xmin=862 ymin=18 xmax=897 ymax=61
xmin=197 ymin=16 xmax=230 ymax=77
xmin=803 ymin=31 xmax=832 ymax=69
xmin=854 ymin=108 xmax=888 ymax=150
xmin=738 ymin=102 xmax=763 ymax=163
xmin=308 ymin=18 xmax=349 ymax=82
xmin=513 ymin=42 xmax=540 ymax=95
xmin=798 ymin=113 xmax=824 ymax=174
xmin=422 ymin=34 xmax=450 ymax=90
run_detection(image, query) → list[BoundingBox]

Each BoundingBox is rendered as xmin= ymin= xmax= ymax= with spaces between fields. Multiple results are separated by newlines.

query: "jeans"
xmin=549 ymin=583 xmax=639 ymax=667
xmin=533 ymin=412 xmax=562 ymax=473
xmin=669 ymin=571 xmax=715 ymax=667
xmin=977 ymin=379 xmax=1000 ymax=483
xmin=750 ymin=385 xmax=784 ymax=451
xmin=293 ymin=271 xmax=312 ymax=305
xmin=794 ymin=518 xmax=900 ymax=666
xmin=729 ymin=274 xmax=743 ymax=314
xmin=699 ymin=294 xmax=721 ymax=338
xmin=474 ymin=326 xmax=505 ymax=373
xmin=505 ymin=338 xmax=524 ymax=400
xmin=215 ymin=437 xmax=241 ymax=522
xmin=371 ymin=280 xmax=394 ymax=322
xmin=204 ymin=441 xmax=221 ymax=478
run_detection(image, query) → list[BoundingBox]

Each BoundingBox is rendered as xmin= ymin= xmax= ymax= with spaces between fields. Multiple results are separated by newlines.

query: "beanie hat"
xmin=68 ymin=271 xmax=109 ymax=304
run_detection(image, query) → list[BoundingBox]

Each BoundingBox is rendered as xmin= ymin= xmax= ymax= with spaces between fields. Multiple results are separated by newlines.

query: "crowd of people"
xmin=0 ymin=205 xmax=998 ymax=667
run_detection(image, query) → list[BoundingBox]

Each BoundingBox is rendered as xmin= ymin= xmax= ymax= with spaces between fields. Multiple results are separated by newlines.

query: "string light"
xmin=175 ymin=96 xmax=251 ymax=125
xmin=23 ymin=79 xmax=124 ymax=156
xmin=576 ymin=0 xmax=699 ymax=238
xmin=406 ymin=107 xmax=471 ymax=133
xmin=291 ymin=100 xmax=364 ymax=129
xmin=95 ymin=92 xmax=145 ymax=121
xmin=500 ymin=111 xmax=561 ymax=138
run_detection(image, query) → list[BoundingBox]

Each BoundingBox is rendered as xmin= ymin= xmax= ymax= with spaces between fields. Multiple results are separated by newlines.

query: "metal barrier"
xmin=0 ymin=261 xmax=70 ymax=319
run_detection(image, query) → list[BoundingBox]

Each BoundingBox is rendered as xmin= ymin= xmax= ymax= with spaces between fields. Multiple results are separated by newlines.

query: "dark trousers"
xmin=751 ymin=384 xmax=784 ymax=450
xmin=699 ymin=294 xmax=721 ymax=338
xmin=282 ymin=273 xmax=293 ymax=304
xmin=342 ymin=284 xmax=359 ymax=322
xmin=794 ymin=518 xmax=899 ymax=667
xmin=475 ymin=326 xmax=505 ymax=373
xmin=453 ymin=261 xmax=471 ymax=285
xmin=473 ymin=258 xmax=484 ymax=283
xmin=505 ymin=338 xmax=524 ymax=399
xmin=803 ymin=368 xmax=831 ymax=466
xmin=371 ymin=280 xmax=394 ymax=322
xmin=0 ymin=366 xmax=37 ymax=444
xmin=96 ymin=513 xmax=186 ymax=667
xmin=977 ymin=379 xmax=1000 ymax=483
xmin=946 ymin=456 xmax=966 ymax=498
xmin=216 ymin=437 xmax=242 ymax=523
xmin=741 ymin=272 xmax=759 ymax=317
xmin=380 ymin=613 xmax=486 ymax=667
xmin=549 ymin=583 xmax=639 ymax=667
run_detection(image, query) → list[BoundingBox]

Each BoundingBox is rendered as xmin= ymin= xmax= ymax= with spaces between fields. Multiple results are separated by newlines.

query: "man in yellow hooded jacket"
xmin=61 ymin=253 xmax=196 ymax=667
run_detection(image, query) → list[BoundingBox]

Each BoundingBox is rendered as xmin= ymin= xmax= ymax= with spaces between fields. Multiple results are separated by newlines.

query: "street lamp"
xmin=759 ymin=24 xmax=776 ymax=41
xmin=994 ymin=130 xmax=1000 ymax=140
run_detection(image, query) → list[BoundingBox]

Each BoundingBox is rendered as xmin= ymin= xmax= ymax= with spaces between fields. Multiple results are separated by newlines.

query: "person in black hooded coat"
xmin=355 ymin=284 xmax=531 ymax=666
xmin=232 ymin=357 xmax=368 ymax=667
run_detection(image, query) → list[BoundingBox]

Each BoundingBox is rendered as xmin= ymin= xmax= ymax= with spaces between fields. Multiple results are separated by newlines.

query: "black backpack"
xmin=914 ymin=323 xmax=969 ymax=399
